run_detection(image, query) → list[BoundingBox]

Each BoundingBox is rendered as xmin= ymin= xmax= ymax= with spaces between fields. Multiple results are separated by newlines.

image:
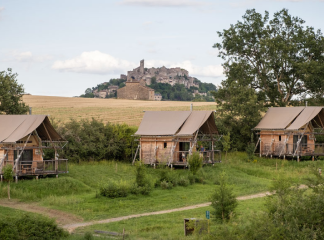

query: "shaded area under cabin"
xmin=0 ymin=115 xmax=68 ymax=179
xmin=133 ymin=111 xmax=221 ymax=167
xmin=253 ymin=107 xmax=324 ymax=160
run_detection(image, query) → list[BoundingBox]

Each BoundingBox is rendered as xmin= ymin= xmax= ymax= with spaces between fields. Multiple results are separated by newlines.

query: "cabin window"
xmin=164 ymin=142 xmax=167 ymax=148
xmin=279 ymin=135 xmax=281 ymax=141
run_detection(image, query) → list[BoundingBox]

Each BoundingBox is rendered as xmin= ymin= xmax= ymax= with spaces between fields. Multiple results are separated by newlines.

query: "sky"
xmin=1 ymin=0 xmax=324 ymax=97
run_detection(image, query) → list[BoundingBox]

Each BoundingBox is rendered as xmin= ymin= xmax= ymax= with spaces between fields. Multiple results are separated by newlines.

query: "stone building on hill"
xmin=117 ymin=79 xmax=155 ymax=101
xmin=120 ymin=60 xmax=199 ymax=89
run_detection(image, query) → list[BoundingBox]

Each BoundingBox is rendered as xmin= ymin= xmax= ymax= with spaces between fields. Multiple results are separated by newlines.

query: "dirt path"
xmin=63 ymin=190 xmax=275 ymax=233
xmin=0 ymin=199 xmax=83 ymax=226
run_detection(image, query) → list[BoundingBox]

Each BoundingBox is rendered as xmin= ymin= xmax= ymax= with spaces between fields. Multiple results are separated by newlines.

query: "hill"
xmin=22 ymin=95 xmax=217 ymax=126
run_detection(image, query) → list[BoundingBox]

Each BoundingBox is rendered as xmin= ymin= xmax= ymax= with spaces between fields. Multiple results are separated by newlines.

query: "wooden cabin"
xmin=253 ymin=107 xmax=324 ymax=160
xmin=133 ymin=111 xmax=220 ymax=167
xmin=0 ymin=115 xmax=68 ymax=179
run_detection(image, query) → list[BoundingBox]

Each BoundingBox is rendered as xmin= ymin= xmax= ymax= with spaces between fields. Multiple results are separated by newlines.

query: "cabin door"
xmin=22 ymin=150 xmax=33 ymax=170
xmin=179 ymin=142 xmax=189 ymax=162
xmin=293 ymin=135 xmax=307 ymax=153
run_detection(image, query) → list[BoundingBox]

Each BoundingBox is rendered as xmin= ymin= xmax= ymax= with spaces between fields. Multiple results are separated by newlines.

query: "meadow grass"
xmin=1 ymin=152 xmax=322 ymax=221
xmin=73 ymin=197 xmax=267 ymax=240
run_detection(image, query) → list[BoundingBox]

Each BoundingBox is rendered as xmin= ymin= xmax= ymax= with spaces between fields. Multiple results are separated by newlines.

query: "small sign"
xmin=206 ymin=211 xmax=210 ymax=219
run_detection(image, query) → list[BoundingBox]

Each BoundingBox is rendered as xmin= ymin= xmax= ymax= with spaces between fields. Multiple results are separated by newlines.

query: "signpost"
xmin=206 ymin=211 xmax=210 ymax=219
xmin=206 ymin=211 xmax=210 ymax=233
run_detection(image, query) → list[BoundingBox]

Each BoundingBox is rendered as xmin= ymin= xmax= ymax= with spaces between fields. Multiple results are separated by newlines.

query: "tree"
xmin=222 ymin=132 xmax=231 ymax=161
xmin=3 ymin=164 xmax=13 ymax=200
xmin=211 ymin=172 xmax=237 ymax=222
xmin=0 ymin=69 xmax=29 ymax=114
xmin=214 ymin=9 xmax=324 ymax=106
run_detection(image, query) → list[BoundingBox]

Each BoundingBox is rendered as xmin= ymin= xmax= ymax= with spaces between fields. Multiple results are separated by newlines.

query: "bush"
xmin=160 ymin=180 xmax=173 ymax=190
xmin=178 ymin=176 xmax=189 ymax=187
xmin=100 ymin=180 xmax=129 ymax=198
xmin=188 ymin=152 xmax=203 ymax=175
xmin=188 ymin=174 xmax=196 ymax=185
xmin=0 ymin=214 xmax=68 ymax=240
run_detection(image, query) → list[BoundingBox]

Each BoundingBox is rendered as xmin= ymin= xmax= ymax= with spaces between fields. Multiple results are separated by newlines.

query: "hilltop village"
xmin=88 ymin=60 xmax=214 ymax=101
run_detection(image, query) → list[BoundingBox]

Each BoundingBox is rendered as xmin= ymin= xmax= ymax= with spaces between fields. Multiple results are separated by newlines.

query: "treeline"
xmin=80 ymin=78 xmax=126 ymax=98
xmin=48 ymin=119 xmax=137 ymax=163
xmin=148 ymin=78 xmax=216 ymax=102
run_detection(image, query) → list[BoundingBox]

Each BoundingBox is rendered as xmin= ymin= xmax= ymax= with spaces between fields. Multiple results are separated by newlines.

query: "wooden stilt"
xmin=56 ymin=174 xmax=58 ymax=178
xmin=312 ymin=156 xmax=314 ymax=161
xmin=15 ymin=176 xmax=18 ymax=183
xmin=297 ymin=156 xmax=299 ymax=162
xmin=0 ymin=175 xmax=2 ymax=182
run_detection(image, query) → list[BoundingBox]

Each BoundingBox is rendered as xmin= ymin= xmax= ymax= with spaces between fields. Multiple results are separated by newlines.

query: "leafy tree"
xmin=188 ymin=152 xmax=203 ymax=175
xmin=0 ymin=69 xmax=29 ymax=114
xmin=3 ymin=164 xmax=13 ymax=200
xmin=222 ymin=132 xmax=231 ymax=161
xmin=211 ymin=172 xmax=237 ymax=222
xmin=212 ymin=79 xmax=265 ymax=151
xmin=214 ymin=9 xmax=324 ymax=106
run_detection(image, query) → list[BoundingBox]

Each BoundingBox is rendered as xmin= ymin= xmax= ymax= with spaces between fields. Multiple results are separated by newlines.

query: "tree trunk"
xmin=8 ymin=181 xmax=10 ymax=200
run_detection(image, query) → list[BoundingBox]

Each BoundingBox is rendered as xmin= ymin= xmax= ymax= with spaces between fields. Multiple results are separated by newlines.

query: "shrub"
xmin=188 ymin=174 xmax=196 ymax=185
xmin=160 ymin=180 xmax=173 ymax=190
xmin=0 ymin=214 xmax=68 ymax=240
xmin=100 ymin=180 xmax=129 ymax=198
xmin=188 ymin=152 xmax=203 ymax=175
xmin=178 ymin=176 xmax=189 ymax=187
xmin=211 ymin=172 xmax=237 ymax=222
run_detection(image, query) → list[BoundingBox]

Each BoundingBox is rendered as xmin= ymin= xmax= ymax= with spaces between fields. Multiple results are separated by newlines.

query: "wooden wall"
xmin=140 ymin=137 xmax=193 ymax=164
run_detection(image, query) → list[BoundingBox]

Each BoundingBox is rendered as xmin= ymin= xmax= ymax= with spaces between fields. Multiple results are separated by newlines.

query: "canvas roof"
xmin=135 ymin=111 xmax=218 ymax=136
xmin=176 ymin=111 xmax=218 ymax=136
xmin=286 ymin=107 xmax=323 ymax=130
xmin=0 ymin=115 xmax=64 ymax=143
xmin=254 ymin=107 xmax=324 ymax=130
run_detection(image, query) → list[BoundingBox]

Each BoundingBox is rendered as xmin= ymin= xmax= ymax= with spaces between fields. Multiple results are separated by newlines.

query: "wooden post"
xmin=56 ymin=174 xmax=58 ymax=178
xmin=276 ymin=161 xmax=277 ymax=171
xmin=297 ymin=156 xmax=299 ymax=162
xmin=312 ymin=156 xmax=314 ymax=161
xmin=0 ymin=175 xmax=2 ymax=182
xmin=259 ymin=139 xmax=262 ymax=157
xmin=153 ymin=163 xmax=156 ymax=169
xmin=36 ymin=176 xmax=38 ymax=181
xmin=15 ymin=176 xmax=18 ymax=183
xmin=54 ymin=148 xmax=58 ymax=173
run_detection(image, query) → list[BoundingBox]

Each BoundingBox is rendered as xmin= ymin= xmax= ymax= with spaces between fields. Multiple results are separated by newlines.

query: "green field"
xmin=1 ymin=152 xmax=323 ymax=239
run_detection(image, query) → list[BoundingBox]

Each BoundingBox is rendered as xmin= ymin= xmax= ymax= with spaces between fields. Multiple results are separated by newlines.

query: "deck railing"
xmin=0 ymin=159 xmax=68 ymax=176
xmin=261 ymin=143 xmax=324 ymax=156
xmin=172 ymin=150 xmax=221 ymax=165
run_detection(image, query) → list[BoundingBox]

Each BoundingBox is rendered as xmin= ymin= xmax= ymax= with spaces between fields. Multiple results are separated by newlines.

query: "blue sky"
xmin=1 ymin=0 xmax=323 ymax=97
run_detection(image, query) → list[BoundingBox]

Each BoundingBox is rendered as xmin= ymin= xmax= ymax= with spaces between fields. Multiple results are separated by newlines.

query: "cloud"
xmin=120 ymin=0 xmax=206 ymax=7
xmin=11 ymin=51 xmax=53 ymax=62
xmin=52 ymin=51 xmax=137 ymax=74
xmin=52 ymin=51 xmax=223 ymax=78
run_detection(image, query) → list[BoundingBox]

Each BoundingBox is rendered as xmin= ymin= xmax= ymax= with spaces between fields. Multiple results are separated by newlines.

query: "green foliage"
xmin=3 ymin=164 xmax=13 ymax=182
xmin=188 ymin=152 xmax=203 ymax=175
xmin=211 ymin=172 xmax=237 ymax=222
xmin=134 ymin=162 xmax=152 ymax=195
xmin=212 ymin=81 xmax=265 ymax=151
xmin=0 ymin=68 xmax=29 ymax=114
xmin=56 ymin=118 xmax=137 ymax=163
xmin=245 ymin=133 xmax=255 ymax=161
xmin=84 ymin=232 xmax=94 ymax=240
xmin=0 ymin=214 xmax=68 ymax=240
xmin=214 ymin=8 xmax=324 ymax=106
xmin=160 ymin=180 xmax=173 ymax=190
xmin=80 ymin=78 xmax=126 ymax=98
xmin=99 ymin=180 xmax=130 ymax=198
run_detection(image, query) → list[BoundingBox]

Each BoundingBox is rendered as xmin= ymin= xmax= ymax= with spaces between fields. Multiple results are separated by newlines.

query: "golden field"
xmin=23 ymin=95 xmax=217 ymax=126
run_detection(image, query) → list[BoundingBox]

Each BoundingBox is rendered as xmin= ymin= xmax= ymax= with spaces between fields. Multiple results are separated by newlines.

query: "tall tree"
xmin=214 ymin=9 xmax=324 ymax=106
xmin=0 ymin=69 xmax=29 ymax=114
